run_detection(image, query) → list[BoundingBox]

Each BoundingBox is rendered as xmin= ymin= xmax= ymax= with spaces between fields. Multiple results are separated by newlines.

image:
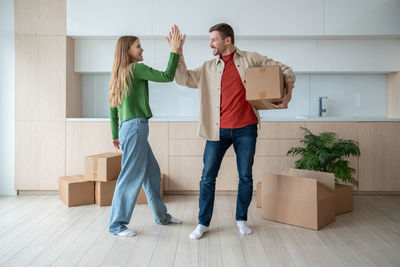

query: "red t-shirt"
xmin=220 ymin=50 xmax=257 ymax=128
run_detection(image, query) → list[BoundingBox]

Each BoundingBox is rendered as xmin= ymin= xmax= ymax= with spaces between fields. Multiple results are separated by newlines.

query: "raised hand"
xmin=166 ymin=25 xmax=186 ymax=55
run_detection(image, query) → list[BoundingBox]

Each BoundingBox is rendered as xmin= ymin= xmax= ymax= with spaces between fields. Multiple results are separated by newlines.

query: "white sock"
xmin=189 ymin=224 xmax=209 ymax=240
xmin=169 ymin=216 xmax=183 ymax=224
xmin=236 ymin=221 xmax=252 ymax=235
xmin=116 ymin=228 xmax=136 ymax=237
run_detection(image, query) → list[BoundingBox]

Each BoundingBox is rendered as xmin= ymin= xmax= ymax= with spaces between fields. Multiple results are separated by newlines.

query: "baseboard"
xmin=18 ymin=190 xmax=59 ymax=195
xmin=15 ymin=189 xmax=400 ymax=196
xmin=352 ymin=191 xmax=400 ymax=195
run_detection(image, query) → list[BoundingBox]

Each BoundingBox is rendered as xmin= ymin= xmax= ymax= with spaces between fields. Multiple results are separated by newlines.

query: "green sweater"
xmin=110 ymin=52 xmax=180 ymax=139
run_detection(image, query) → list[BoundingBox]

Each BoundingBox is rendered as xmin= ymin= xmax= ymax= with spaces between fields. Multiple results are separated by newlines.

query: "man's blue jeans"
xmin=109 ymin=118 xmax=171 ymax=235
xmin=198 ymin=123 xmax=258 ymax=227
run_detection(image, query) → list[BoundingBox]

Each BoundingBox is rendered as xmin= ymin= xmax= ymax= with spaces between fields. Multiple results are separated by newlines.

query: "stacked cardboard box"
xmin=85 ymin=153 xmax=122 ymax=206
xmin=59 ymin=175 xmax=95 ymax=207
xmin=59 ymin=152 xmax=165 ymax=207
xmin=85 ymin=153 xmax=122 ymax=182
xmin=245 ymin=66 xmax=286 ymax=110
xmin=257 ymin=168 xmax=354 ymax=230
xmin=59 ymin=153 xmax=122 ymax=207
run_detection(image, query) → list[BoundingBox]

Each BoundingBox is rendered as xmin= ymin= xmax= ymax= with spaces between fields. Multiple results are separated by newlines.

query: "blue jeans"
xmin=109 ymin=118 xmax=171 ymax=234
xmin=198 ymin=123 xmax=258 ymax=227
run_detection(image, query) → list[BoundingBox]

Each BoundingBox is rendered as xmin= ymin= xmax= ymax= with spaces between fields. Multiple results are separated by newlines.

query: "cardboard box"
xmin=261 ymin=172 xmax=335 ymax=230
xmin=245 ymin=66 xmax=285 ymax=110
xmin=287 ymin=169 xmax=353 ymax=215
xmin=85 ymin=152 xmax=122 ymax=182
xmin=59 ymin=175 xmax=94 ymax=207
xmin=95 ymin=179 xmax=117 ymax=207
xmin=137 ymin=174 xmax=165 ymax=204
xmin=335 ymin=184 xmax=353 ymax=215
xmin=256 ymin=181 xmax=261 ymax=208
xmin=287 ymin=168 xmax=335 ymax=191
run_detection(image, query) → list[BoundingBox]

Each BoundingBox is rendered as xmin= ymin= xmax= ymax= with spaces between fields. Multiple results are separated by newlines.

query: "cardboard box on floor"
xmin=85 ymin=152 xmax=122 ymax=182
xmin=245 ymin=66 xmax=285 ymax=110
xmin=261 ymin=170 xmax=336 ymax=230
xmin=287 ymin=168 xmax=335 ymax=191
xmin=335 ymin=184 xmax=353 ymax=215
xmin=288 ymin=168 xmax=353 ymax=215
xmin=59 ymin=175 xmax=94 ymax=207
xmin=95 ymin=179 xmax=117 ymax=207
xmin=137 ymin=174 xmax=165 ymax=204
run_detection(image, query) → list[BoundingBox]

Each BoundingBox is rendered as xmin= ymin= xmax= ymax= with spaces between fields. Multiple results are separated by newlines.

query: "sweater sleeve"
xmin=133 ymin=52 xmax=180 ymax=82
xmin=110 ymin=106 xmax=119 ymax=140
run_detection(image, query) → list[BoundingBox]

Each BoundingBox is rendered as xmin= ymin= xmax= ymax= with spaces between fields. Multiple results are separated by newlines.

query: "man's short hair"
xmin=209 ymin=23 xmax=235 ymax=45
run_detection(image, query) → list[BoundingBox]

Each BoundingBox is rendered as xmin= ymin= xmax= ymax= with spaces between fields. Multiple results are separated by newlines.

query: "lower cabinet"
xmin=15 ymin=121 xmax=400 ymax=192
xmin=167 ymin=122 xmax=304 ymax=191
xmin=358 ymin=122 xmax=400 ymax=191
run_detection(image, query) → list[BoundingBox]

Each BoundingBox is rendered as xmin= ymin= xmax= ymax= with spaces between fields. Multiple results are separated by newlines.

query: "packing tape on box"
xmin=259 ymin=92 xmax=267 ymax=99
xmin=259 ymin=67 xmax=267 ymax=73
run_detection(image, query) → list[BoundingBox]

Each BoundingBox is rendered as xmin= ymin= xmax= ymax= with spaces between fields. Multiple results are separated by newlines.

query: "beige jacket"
xmin=175 ymin=47 xmax=296 ymax=141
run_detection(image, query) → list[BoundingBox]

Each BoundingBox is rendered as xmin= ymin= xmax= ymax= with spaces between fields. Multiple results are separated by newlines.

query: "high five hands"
xmin=166 ymin=25 xmax=186 ymax=55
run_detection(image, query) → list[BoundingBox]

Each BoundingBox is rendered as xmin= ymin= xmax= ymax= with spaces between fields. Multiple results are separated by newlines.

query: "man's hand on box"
xmin=272 ymin=82 xmax=294 ymax=109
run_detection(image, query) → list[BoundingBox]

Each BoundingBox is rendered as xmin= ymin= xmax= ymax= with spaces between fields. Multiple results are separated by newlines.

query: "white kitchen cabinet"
xmin=235 ymin=0 xmax=324 ymax=36
xmin=153 ymin=0 xmax=236 ymax=36
xmin=317 ymin=39 xmax=400 ymax=72
xmin=325 ymin=0 xmax=400 ymax=36
xmin=74 ymin=38 xmax=156 ymax=73
xmin=73 ymin=38 xmax=400 ymax=74
xmin=67 ymin=0 xmax=400 ymax=37
xmin=67 ymin=0 xmax=153 ymax=36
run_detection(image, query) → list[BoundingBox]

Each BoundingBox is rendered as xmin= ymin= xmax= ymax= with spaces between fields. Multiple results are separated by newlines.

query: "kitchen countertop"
xmin=66 ymin=116 xmax=400 ymax=122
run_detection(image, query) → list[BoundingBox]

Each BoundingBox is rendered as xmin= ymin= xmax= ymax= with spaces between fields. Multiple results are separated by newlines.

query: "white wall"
xmin=81 ymin=73 xmax=387 ymax=119
xmin=0 ymin=0 xmax=16 ymax=195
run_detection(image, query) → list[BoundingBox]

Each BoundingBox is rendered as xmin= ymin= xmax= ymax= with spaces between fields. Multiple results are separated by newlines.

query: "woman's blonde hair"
xmin=109 ymin=36 xmax=138 ymax=108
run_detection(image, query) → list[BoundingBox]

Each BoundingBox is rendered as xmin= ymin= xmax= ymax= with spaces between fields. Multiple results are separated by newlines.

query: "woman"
xmin=109 ymin=26 xmax=184 ymax=237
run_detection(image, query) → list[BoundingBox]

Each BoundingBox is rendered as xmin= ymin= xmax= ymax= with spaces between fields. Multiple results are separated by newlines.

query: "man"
xmin=173 ymin=23 xmax=296 ymax=239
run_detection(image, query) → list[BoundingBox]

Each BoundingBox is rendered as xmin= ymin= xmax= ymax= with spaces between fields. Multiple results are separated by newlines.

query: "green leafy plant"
xmin=287 ymin=127 xmax=360 ymax=186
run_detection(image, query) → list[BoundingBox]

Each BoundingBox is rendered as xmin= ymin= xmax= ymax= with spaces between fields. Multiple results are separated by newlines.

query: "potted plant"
xmin=287 ymin=127 xmax=361 ymax=214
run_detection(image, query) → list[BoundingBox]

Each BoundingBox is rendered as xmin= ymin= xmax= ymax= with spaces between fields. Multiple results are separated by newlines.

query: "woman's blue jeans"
xmin=109 ymin=118 xmax=171 ymax=234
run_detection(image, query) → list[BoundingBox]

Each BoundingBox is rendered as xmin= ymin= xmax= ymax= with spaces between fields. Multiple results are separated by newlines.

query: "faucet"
xmin=319 ymin=96 xmax=328 ymax=116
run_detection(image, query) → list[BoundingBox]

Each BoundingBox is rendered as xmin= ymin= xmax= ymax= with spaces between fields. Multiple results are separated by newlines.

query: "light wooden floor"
xmin=0 ymin=194 xmax=399 ymax=267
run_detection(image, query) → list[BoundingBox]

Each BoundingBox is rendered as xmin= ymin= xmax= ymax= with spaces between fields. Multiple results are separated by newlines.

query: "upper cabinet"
xmin=67 ymin=0 xmax=400 ymax=73
xmin=73 ymin=38 xmax=400 ymax=73
xmin=153 ymin=0 xmax=324 ymax=36
xmin=67 ymin=0 xmax=400 ymax=37
xmin=325 ymin=0 xmax=400 ymax=36
xmin=234 ymin=0 xmax=324 ymax=36
xmin=66 ymin=0 xmax=153 ymax=36
xmin=153 ymin=0 xmax=237 ymax=36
